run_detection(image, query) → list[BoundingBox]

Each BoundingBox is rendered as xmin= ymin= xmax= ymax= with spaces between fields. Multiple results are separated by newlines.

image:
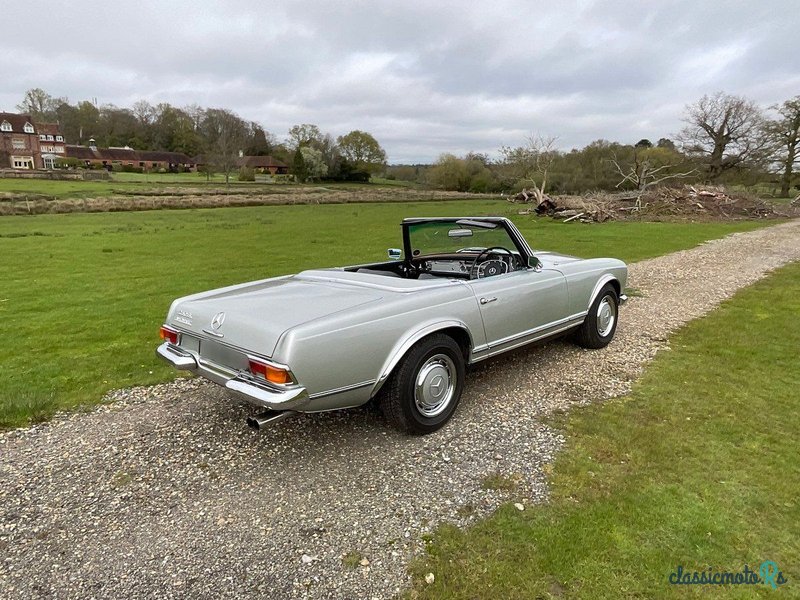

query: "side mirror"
xmin=528 ymin=256 xmax=543 ymax=271
xmin=388 ymin=248 xmax=402 ymax=260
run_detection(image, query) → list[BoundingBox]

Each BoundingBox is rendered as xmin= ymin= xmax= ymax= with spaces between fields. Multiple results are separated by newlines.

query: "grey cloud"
xmin=2 ymin=0 xmax=797 ymax=163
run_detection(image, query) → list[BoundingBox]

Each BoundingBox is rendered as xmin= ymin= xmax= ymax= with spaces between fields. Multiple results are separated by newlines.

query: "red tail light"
xmin=159 ymin=325 xmax=179 ymax=344
xmin=248 ymin=358 xmax=292 ymax=385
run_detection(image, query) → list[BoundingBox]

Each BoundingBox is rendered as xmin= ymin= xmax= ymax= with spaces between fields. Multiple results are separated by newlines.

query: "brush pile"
xmin=512 ymin=185 xmax=790 ymax=222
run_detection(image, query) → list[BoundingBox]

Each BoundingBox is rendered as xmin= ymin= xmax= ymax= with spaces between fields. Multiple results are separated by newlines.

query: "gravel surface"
xmin=2 ymin=220 xmax=799 ymax=599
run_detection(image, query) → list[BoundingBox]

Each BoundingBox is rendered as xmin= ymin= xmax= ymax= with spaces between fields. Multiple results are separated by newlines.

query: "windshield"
xmin=406 ymin=220 xmax=519 ymax=258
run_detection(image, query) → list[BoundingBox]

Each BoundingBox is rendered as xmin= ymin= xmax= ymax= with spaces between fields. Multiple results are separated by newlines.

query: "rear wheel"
xmin=379 ymin=334 xmax=465 ymax=435
xmin=574 ymin=283 xmax=619 ymax=349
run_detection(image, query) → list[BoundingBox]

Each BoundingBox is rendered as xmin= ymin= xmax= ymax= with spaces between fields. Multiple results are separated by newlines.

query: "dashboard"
xmin=415 ymin=251 xmax=523 ymax=279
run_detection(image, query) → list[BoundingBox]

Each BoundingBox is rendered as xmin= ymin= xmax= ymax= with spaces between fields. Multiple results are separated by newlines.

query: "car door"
xmin=466 ymin=267 xmax=570 ymax=353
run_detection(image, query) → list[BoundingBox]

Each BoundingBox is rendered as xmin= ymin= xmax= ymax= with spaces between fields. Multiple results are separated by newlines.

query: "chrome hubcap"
xmin=596 ymin=295 xmax=617 ymax=337
xmin=414 ymin=353 xmax=456 ymax=417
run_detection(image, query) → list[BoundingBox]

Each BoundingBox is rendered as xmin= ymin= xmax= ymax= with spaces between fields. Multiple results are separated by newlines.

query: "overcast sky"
xmin=2 ymin=0 xmax=798 ymax=163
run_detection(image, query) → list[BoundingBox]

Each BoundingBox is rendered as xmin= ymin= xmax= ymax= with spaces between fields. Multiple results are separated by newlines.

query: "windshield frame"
xmin=401 ymin=217 xmax=530 ymax=263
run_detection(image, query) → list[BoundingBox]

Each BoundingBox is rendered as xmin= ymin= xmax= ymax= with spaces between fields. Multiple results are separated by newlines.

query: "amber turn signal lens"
xmin=248 ymin=359 xmax=292 ymax=384
xmin=159 ymin=325 xmax=179 ymax=344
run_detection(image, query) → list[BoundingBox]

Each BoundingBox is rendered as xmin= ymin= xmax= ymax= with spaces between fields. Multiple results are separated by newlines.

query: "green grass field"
xmin=410 ymin=261 xmax=800 ymax=599
xmin=0 ymin=200 xmax=770 ymax=427
xmin=0 ymin=173 xmax=420 ymax=199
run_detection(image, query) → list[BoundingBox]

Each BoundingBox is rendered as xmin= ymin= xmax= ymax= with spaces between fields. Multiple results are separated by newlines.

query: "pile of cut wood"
xmin=510 ymin=185 xmax=789 ymax=222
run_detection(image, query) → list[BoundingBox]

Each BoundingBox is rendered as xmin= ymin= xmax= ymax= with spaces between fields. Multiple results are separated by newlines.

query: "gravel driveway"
xmin=2 ymin=220 xmax=799 ymax=599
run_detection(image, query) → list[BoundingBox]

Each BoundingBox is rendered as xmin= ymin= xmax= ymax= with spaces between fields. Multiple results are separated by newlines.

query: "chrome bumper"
xmin=156 ymin=342 xmax=310 ymax=411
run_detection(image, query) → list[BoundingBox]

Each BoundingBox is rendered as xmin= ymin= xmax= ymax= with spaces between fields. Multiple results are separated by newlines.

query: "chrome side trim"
xmin=471 ymin=319 xmax=585 ymax=362
xmin=201 ymin=328 xmax=224 ymax=338
xmin=474 ymin=311 xmax=588 ymax=352
xmin=308 ymin=379 xmax=376 ymax=400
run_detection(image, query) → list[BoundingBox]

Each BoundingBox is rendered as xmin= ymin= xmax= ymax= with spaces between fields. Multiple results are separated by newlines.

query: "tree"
xmin=245 ymin=122 xmax=276 ymax=156
xmin=677 ymin=92 xmax=767 ymax=180
xmin=657 ymin=138 xmax=676 ymax=150
xmin=337 ymin=130 xmax=387 ymax=175
xmin=292 ymin=148 xmax=307 ymax=183
xmin=299 ymin=146 xmax=328 ymax=181
xmin=17 ymin=88 xmax=63 ymax=121
xmin=610 ymin=146 xmax=697 ymax=208
xmin=764 ymin=96 xmax=800 ymax=197
xmin=635 ymin=138 xmax=653 ymax=148
xmin=200 ymin=108 xmax=247 ymax=186
xmin=427 ymin=154 xmax=471 ymax=191
xmin=286 ymin=124 xmax=323 ymax=150
xmin=499 ymin=134 xmax=559 ymax=202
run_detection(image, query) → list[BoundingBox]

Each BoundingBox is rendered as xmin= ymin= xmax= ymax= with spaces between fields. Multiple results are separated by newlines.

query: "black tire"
xmin=574 ymin=283 xmax=619 ymax=349
xmin=379 ymin=334 xmax=466 ymax=435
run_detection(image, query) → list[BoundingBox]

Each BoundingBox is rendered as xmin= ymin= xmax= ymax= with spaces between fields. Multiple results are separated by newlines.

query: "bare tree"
xmin=17 ymin=88 xmax=64 ymax=121
xmin=764 ymin=96 xmax=800 ymax=197
xmin=499 ymin=134 xmax=558 ymax=203
xmin=200 ymin=108 xmax=247 ymax=187
xmin=610 ymin=147 xmax=697 ymax=209
xmin=677 ymin=92 xmax=767 ymax=180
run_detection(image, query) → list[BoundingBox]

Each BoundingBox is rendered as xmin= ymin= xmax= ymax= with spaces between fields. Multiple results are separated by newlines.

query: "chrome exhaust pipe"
xmin=246 ymin=410 xmax=297 ymax=430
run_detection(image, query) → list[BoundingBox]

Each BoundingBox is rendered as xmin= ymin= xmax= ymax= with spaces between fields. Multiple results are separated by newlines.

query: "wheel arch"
xmin=370 ymin=320 xmax=472 ymax=397
xmin=587 ymin=274 xmax=621 ymax=310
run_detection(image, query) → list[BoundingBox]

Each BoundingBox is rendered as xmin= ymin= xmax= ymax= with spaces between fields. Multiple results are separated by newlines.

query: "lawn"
xmin=0 ymin=200 xmax=770 ymax=428
xmin=409 ymin=261 xmax=800 ymax=599
xmin=0 ymin=173 xmax=417 ymax=200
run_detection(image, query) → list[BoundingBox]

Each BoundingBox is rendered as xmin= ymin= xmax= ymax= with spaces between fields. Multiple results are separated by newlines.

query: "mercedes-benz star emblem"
xmin=211 ymin=312 xmax=226 ymax=330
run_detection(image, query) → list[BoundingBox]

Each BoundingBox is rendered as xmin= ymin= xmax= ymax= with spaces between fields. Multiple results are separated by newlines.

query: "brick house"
xmin=237 ymin=155 xmax=289 ymax=174
xmin=36 ymin=122 xmax=66 ymax=169
xmin=65 ymin=143 xmax=196 ymax=171
xmin=0 ymin=112 xmax=41 ymax=169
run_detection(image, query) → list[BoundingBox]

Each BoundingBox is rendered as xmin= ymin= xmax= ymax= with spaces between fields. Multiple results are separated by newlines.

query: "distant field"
xmin=0 ymin=200 xmax=770 ymax=427
xmin=0 ymin=172 xmax=422 ymax=200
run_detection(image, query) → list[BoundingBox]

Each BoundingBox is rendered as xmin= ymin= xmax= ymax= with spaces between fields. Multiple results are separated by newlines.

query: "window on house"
xmin=12 ymin=139 xmax=25 ymax=149
xmin=56 ymin=135 xmax=63 ymax=142
xmin=1 ymin=121 xmax=11 ymax=132
xmin=39 ymin=134 xmax=47 ymax=141
xmin=47 ymin=135 xmax=54 ymax=141
xmin=23 ymin=123 xmax=35 ymax=134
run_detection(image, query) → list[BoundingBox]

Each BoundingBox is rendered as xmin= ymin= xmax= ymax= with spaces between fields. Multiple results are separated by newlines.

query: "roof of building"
xmin=35 ymin=122 xmax=62 ymax=137
xmin=65 ymin=145 xmax=195 ymax=164
xmin=238 ymin=155 xmax=288 ymax=168
xmin=0 ymin=112 xmax=36 ymax=133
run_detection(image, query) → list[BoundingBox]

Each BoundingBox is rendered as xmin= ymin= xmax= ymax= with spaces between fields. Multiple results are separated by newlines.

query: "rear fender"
xmin=370 ymin=320 xmax=472 ymax=397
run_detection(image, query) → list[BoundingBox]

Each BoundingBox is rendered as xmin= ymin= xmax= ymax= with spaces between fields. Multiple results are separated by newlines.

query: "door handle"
xmin=480 ymin=297 xmax=497 ymax=305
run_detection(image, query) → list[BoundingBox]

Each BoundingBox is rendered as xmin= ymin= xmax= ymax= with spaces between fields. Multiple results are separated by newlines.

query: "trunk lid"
xmin=168 ymin=274 xmax=383 ymax=357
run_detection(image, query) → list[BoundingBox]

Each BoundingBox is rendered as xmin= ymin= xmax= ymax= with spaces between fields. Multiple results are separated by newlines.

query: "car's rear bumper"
xmin=156 ymin=342 xmax=310 ymax=411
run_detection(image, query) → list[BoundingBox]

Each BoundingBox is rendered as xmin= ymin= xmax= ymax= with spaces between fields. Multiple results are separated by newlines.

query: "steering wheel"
xmin=469 ymin=246 xmax=514 ymax=280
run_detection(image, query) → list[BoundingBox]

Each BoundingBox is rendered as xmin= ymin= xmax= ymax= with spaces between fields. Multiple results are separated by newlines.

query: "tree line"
xmin=15 ymin=88 xmax=388 ymax=183
xmin=389 ymin=92 xmax=800 ymax=198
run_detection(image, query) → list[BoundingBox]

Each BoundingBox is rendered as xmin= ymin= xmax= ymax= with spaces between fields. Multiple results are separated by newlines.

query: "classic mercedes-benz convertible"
xmin=157 ymin=217 xmax=627 ymax=434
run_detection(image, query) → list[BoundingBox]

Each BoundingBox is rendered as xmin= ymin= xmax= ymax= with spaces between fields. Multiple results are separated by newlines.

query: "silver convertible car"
xmin=157 ymin=217 xmax=627 ymax=434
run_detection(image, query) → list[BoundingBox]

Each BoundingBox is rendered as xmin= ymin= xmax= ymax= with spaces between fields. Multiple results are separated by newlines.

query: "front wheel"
xmin=379 ymin=334 xmax=465 ymax=435
xmin=574 ymin=284 xmax=619 ymax=349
